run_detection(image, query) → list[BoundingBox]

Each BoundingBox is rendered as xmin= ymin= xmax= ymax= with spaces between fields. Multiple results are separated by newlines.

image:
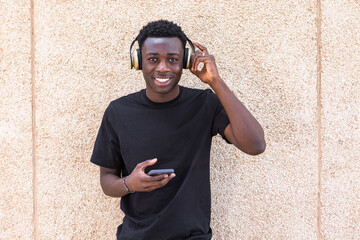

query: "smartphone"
xmin=148 ymin=169 xmax=174 ymax=176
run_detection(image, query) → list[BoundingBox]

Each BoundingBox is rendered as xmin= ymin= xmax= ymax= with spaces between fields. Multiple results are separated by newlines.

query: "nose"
xmin=155 ymin=59 xmax=169 ymax=72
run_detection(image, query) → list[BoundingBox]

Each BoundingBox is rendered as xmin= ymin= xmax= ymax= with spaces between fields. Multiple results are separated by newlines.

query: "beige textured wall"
xmin=321 ymin=1 xmax=360 ymax=239
xmin=1 ymin=0 xmax=359 ymax=239
xmin=1 ymin=0 xmax=34 ymax=239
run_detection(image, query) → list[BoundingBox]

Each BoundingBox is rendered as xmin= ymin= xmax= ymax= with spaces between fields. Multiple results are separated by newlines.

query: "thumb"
xmin=137 ymin=158 xmax=157 ymax=171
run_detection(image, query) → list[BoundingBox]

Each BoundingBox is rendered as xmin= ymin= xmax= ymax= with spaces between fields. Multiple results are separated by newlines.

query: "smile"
xmin=155 ymin=77 xmax=171 ymax=83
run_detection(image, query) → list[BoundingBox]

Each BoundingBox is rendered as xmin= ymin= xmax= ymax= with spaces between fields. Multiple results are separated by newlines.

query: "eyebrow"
xmin=145 ymin=52 xmax=181 ymax=56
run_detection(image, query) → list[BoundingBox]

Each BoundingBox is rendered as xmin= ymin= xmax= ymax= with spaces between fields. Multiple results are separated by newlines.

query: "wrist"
xmin=123 ymin=176 xmax=135 ymax=193
xmin=208 ymin=76 xmax=225 ymax=91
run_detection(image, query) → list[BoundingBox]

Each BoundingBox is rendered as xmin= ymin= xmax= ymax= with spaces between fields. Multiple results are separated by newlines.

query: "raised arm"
xmin=190 ymin=42 xmax=266 ymax=155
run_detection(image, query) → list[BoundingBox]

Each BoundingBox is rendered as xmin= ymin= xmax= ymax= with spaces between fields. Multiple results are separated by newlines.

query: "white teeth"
xmin=155 ymin=78 xmax=170 ymax=83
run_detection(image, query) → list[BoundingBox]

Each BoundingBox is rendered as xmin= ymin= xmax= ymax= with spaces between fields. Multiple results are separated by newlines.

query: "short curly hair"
xmin=137 ymin=20 xmax=187 ymax=49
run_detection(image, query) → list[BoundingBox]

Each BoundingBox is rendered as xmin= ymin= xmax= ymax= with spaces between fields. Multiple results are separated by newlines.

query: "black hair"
xmin=137 ymin=20 xmax=187 ymax=49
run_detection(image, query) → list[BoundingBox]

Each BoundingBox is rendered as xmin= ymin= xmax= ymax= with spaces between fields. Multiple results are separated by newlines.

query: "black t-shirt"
xmin=91 ymin=86 xmax=230 ymax=240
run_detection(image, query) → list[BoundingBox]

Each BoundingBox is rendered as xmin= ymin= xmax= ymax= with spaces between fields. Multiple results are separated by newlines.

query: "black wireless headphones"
xmin=129 ymin=36 xmax=195 ymax=70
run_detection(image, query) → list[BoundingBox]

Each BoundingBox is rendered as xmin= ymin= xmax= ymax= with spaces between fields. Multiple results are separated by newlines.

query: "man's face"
xmin=141 ymin=37 xmax=183 ymax=102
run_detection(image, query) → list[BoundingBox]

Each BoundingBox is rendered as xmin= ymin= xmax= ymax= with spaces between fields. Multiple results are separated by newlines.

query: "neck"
xmin=145 ymin=85 xmax=180 ymax=103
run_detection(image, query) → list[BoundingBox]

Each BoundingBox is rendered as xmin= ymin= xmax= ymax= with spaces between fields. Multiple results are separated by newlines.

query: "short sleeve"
xmin=90 ymin=104 xmax=123 ymax=169
xmin=209 ymin=91 xmax=231 ymax=144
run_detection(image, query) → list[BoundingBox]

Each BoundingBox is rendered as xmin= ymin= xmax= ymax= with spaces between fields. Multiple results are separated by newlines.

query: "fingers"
xmin=142 ymin=173 xmax=176 ymax=192
xmin=191 ymin=51 xmax=212 ymax=73
xmin=193 ymin=42 xmax=208 ymax=54
xmin=191 ymin=53 xmax=205 ymax=72
xmin=190 ymin=42 xmax=211 ymax=72
xmin=133 ymin=173 xmax=175 ymax=192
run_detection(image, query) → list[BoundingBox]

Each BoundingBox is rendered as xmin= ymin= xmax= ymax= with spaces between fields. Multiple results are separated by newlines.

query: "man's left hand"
xmin=190 ymin=42 xmax=221 ymax=85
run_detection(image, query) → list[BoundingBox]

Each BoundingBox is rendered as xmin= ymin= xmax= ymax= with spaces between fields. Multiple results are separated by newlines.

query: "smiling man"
xmin=91 ymin=20 xmax=266 ymax=240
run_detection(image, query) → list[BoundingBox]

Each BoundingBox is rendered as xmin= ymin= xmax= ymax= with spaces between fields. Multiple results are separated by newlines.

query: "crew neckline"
xmin=141 ymin=86 xmax=184 ymax=108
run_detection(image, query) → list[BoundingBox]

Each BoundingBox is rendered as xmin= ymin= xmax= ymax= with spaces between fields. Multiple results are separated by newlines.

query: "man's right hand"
xmin=125 ymin=158 xmax=176 ymax=193
xmin=99 ymin=158 xmax=175 ymax=198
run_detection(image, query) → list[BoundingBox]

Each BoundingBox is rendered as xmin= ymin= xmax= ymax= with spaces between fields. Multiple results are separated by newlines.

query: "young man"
xmin=91 ymin=20 xmax=265 ymax=240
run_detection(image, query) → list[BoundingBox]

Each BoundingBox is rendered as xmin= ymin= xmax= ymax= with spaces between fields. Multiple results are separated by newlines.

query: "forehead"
xmin=142 ymin=37 xmax=183 ymax=54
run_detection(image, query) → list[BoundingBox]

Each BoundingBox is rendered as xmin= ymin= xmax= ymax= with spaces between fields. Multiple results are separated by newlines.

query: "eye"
xmin=169 ymin=58 xmax=179 ymax=62
xmin=148 ymin=57 xmax=158 ymax=62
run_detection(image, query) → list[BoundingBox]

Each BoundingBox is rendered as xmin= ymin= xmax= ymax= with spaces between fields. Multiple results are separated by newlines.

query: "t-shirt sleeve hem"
xmin=219 ymin=122 xmax=232 ymax=144
xmin=90 ymin=157 xmax=119 ymax=169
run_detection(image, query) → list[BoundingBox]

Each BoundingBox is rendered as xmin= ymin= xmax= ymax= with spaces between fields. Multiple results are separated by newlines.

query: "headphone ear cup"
xmin=183 ymin=48 xmax=189 ymax=69
xmin=184 ymin=48 xmax=193 ymax=69
xmin=136 ymin=49 xmax=142 ymax=70
xmin=131 ymin=49 xmax=142 ymax=70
